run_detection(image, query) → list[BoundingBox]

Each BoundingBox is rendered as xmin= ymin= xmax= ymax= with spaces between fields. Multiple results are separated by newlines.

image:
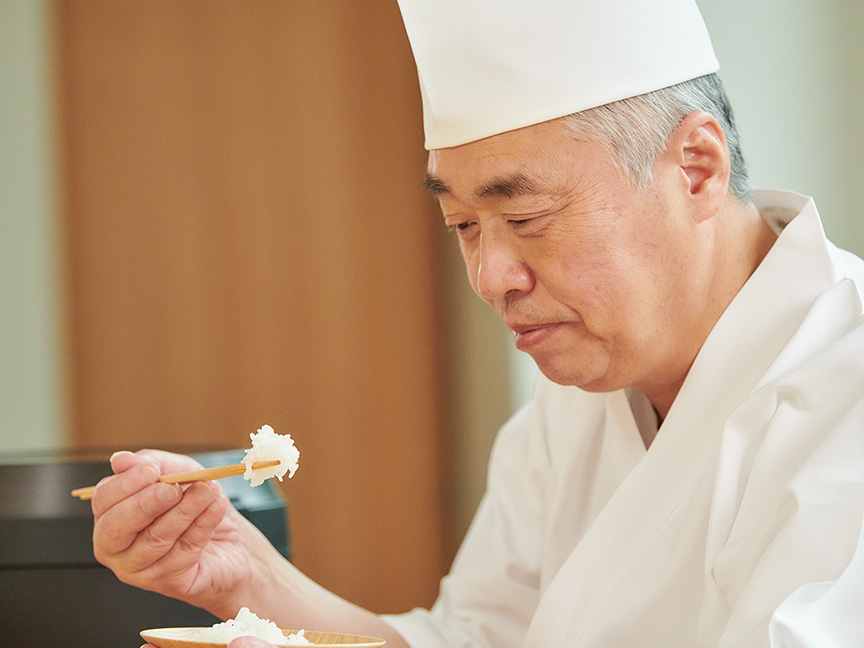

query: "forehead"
xmin=425 ymin=119 xmax=603 ymax=202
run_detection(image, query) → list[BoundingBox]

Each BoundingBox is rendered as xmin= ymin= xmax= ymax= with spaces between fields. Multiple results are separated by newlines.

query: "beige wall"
xmin=51 ymin=0 xmax=447 ymax=613
xmin=699 ymin=0 xmax=864 ymax=253
xmin=0 ymin=0 xmax=65 ymax=453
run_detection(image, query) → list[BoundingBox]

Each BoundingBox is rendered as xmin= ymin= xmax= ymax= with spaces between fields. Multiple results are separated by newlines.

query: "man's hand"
xmin=91 ymin=449 xmax=254 ymax=614
xmin=98 ymin=450 xmax=410 ymax=648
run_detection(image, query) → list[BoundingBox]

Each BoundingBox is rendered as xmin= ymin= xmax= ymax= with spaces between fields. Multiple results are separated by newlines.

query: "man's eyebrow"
xmin=424 ymin=174 xmax=450 ymax=196
xmin=476 ymin=173 xmax=540 ymax=199
xmin=423 ymin=172 xmax=541 ymax=199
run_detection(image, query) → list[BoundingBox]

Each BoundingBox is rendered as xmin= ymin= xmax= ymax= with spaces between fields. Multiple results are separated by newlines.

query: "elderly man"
xmin=91 ymin=1 xmax=864 ymax=646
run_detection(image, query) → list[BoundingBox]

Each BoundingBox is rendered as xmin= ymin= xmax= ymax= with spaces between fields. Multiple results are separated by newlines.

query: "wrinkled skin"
xmin=92 ymin=450 xmax=249 ymax=612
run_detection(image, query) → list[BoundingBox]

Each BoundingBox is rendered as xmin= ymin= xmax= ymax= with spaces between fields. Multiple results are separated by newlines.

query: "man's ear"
xmin=665 ymin=111 xmax=730 ymax=223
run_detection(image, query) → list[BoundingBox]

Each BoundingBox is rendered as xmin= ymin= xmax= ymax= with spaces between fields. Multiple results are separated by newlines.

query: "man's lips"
xmin=509 ymin=322 xmax=564 ymax=351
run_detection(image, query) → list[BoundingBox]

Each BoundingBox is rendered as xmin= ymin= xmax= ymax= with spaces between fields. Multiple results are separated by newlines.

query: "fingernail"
xmin=156 ymin=482 xmax=180 ymax=502
xmin=110 ymin=450 xmax=134 ymax=461
xmin=191 ymin=481 xmax=214 ymax=501
xmin=138 ymin=464 xmax=159 ymax=483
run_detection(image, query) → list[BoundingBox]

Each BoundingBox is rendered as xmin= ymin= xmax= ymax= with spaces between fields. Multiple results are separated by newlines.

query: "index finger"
xmin=90 ymin=450 xmax=205 ymax=516
xmin=109 ymin=448 xmax=204 ymax=478
xmin=90 ymin=460 xmax=163 ymax=518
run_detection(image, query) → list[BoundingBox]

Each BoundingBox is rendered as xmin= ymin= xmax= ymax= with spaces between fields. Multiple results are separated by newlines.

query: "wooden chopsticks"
xmin=71 ymin=460 xmax=281 ymax=500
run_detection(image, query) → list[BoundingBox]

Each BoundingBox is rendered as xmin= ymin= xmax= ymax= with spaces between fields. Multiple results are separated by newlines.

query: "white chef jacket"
xmin=384 ymin=190 xmax=864 ymax=647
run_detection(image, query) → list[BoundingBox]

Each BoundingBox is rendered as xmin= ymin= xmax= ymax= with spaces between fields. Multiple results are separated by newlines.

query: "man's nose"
xmin=475 ymin=232 xmax=533 ymax=301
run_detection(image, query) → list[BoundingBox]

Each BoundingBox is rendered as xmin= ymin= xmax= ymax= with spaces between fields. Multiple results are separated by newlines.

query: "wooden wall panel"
xmin=55 ymin=0 xmax=447 ymax=613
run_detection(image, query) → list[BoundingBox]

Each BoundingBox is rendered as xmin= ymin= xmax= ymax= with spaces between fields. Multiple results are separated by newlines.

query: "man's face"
xmin=426 ymin=119 xmax=708 ymax=397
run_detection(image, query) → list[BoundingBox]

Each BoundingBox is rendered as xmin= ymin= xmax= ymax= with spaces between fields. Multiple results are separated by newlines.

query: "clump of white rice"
xmin=285 ymin=629 xmax=312 ymax=645
xmin=193 ymin=607 xmax=311 ymax=645
xmin=243 ymin=424 xmax=300 ymax=487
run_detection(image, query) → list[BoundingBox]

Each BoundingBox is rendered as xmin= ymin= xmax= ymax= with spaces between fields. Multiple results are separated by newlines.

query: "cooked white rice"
xmin=192 ymin=607 xmax=311 ymax=645
xmin=243 ymin=424 xmax=300 ymax=487
xmin=285 ymin=629 xmax=312 ymax=645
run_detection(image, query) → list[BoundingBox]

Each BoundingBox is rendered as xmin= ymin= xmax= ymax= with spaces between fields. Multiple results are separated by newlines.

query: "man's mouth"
xmin=508 ymin=322 xmax=563 ymax=351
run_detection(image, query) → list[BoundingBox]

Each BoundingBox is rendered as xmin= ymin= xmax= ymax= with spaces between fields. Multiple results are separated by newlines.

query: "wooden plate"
xmin=140 ymin=627 xmax=386 ymax=648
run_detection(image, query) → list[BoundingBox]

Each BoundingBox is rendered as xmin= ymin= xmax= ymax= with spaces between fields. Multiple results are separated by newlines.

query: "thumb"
xmin=228 ymin=638 xmax=279 ymax=648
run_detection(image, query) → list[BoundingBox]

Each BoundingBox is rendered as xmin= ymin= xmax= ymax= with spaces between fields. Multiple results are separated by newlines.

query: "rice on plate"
xmin=193 ymin=607 xmax=311 ymax=645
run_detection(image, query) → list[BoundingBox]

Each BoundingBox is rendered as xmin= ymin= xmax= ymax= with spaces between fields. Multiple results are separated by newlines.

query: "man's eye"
xmin=508 ymin=216 xmax=539 ymax=229
xmin=447 ymin=221 xmax=473 ymax=234
xmin=509 ymin=214 xmax=551 ymax=233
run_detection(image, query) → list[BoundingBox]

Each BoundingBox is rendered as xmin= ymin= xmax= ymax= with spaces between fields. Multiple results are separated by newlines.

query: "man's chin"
xmin=533 ymin=357 xmax=613 ymax=391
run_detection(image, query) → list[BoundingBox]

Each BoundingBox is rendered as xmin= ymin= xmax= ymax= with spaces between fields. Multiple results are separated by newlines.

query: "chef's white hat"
xmin=396 ymin=0 xmax=719 ymax=150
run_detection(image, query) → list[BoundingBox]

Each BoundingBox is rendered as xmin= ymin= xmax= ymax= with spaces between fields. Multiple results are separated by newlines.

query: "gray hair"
xmin=562 ymin=73 xmax=751 ymax=202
